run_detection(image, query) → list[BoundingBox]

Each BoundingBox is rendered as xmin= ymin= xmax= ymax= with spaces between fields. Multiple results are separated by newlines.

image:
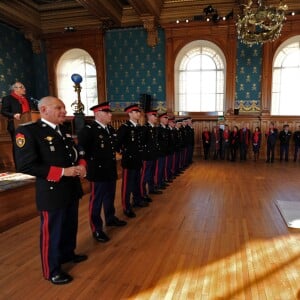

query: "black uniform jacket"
xmin=116 ymin=120 xmax=143 ymax=169
xmin=157 ymin=124 xmax=169 ymax=157
xmin=141 ymin=122 xmax=159 ymax=161
xmin=14 ymin=120 xmax=83 ymax=211
xmin=77 ymin=121 xmax=117 ymax=182
xmin=1 ymin=94 xmax=32 ymax=132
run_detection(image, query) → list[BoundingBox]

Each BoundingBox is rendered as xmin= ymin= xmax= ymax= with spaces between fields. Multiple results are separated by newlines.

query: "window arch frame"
xmin=174 ymin=40 xmax=226 ymax=114
xmin=56 ymin=48 xmax=98 ymax=116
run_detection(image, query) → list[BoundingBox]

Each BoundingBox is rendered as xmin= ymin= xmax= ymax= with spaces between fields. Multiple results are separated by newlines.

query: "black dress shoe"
xmin=50 ymin=272 xmax=73 ymax=285
xmin=106 ymin=217 xmax=127 ymax=227
xmin=72 ymin=254 xmax=88 ymax=263
xmin=61 ymin=254 xmax=88 ymax=264
xmin=133 ymin=200 xmax=149 ymax=207
xmin=142 ymin=196 xmax=152 ymax=203
xmin=93 ymin=231 xmax=110 ymax=243
xmin=123 ymin=209 xmax=136 ymax=218
xmin=149 ymin=190 xmax=163 ymax=195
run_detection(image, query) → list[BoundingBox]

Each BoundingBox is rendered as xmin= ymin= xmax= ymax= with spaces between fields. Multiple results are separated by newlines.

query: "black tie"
xmin=105 ymin=126 xmax=109 ymax=134
xmin=55 ymin=125 xmax=62 ymax=136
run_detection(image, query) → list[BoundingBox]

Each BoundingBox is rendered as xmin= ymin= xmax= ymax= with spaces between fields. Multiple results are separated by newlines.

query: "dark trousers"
xmin=267 ymin=143 xmax=276 ymax=162
xmin=165 ymin=154 xmax=173 ymax=180
xmin=40 ymin=200 xmax=79 ymax=279
xmin=121 ymin=168 xmax=142 ymax=211
xmin=140 ymin=160 xmax=155 ymax=196
xmin=89 ymin=181 xmax=116 ymax=233
xmin=187 ymin=144 xmax=194 ymax=164
xmin=294 ymin=144 xmax=300 ymax=161
xmin=203 ymin=143 xmax=210 ymax=160
xmin=156 ymin=156 xmax=166 ymax=188
xmin=240 ymin=143 xmax=248 ymax=160
xmin=221 ymin=142 xmax=230 ymax=160
xmin=280 ymin=144 xmax=289 ymax=161
xmin=231 ymin=146 xmax=238 ymax=161
xmin=174 ymin=151 xmax=180 ymax=174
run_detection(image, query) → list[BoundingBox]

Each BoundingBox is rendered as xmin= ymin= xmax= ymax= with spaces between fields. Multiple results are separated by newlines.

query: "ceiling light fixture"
xmin=236 ymin=0 xmax=288 ymax=46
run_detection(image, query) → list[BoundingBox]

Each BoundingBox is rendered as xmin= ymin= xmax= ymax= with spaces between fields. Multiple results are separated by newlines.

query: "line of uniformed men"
xmin=77 ymin=102 xmax=195 ymax=244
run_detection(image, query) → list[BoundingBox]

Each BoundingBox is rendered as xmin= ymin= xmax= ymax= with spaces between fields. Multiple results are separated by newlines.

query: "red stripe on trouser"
xmin=89 ymin=182 xmax=96 ymax=232
xmin=140 ymin=161 xmax=146 ymax=196
xmin=154 ymin=160 xmax=158 ymax=185
xmin=41 ymin=211 xmax=50 ymax=279
xmin=121 ymin=169 xmax=128 ymax=210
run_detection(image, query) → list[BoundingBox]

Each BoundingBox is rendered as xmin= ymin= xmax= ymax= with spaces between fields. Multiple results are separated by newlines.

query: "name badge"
xmin=50 ymin=146 xmax=55 ymax=152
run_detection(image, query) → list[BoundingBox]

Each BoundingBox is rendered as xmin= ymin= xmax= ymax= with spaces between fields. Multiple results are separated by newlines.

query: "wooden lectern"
xmin=13 ymin=111 xmax=40 ymax=128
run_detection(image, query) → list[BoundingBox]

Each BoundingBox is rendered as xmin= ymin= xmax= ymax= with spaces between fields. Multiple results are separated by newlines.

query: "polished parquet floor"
xmin=0 ymin=158 xmax=300 ymax=300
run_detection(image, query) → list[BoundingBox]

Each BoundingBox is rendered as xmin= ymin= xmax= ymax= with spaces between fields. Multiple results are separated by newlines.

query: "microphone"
xmin=29 ymin=97 xmax=40 ymax=106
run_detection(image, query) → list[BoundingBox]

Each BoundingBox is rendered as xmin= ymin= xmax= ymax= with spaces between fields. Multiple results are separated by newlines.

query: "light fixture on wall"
xmin=236 ymin=0 xmax=288 ymax=46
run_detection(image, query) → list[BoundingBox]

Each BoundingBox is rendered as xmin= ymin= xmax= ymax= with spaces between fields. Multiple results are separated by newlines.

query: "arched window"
xmin=175 ymin=40 xmax=226 ymax=113
xmin=57 ymin=48 xmax=98 ymax=116
xmin=271 ymin=36 xmax=300 ymax=116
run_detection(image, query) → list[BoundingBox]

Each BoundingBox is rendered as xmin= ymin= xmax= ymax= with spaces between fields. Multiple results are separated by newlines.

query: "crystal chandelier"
xmin=236 ymin=0 xmax=288 ymax=46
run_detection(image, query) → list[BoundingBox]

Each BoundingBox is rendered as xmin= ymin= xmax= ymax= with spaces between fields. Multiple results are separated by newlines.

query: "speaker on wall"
xmin=140 ymin=94 xmax=152 ymax=112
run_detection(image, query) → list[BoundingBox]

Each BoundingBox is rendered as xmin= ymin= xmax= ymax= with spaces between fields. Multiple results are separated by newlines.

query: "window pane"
xmin=57 ymin=49 xmax=98 ymax=116
xmin=272 ymin=37 xmax=300 ymax=116
xmin=175 ymin=41 xmax=225 ymax=113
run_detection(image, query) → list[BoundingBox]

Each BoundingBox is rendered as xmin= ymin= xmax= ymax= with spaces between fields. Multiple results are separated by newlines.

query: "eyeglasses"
xmin=14 ymin=86 xmax=25 ymax=89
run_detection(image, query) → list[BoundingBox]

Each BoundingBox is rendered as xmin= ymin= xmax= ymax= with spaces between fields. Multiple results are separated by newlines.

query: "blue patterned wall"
xmin=235 ymin=41 xmax=262 ymax=112
xmin=1 ymin=23 xmax=264 ymax=113
xmin=0 ymin=23 xmax=48 ymax=102
xmin=105 ymin=27 xmax=166 ymax=112
xmin=33 ymin=43 xmax=49 ymax=99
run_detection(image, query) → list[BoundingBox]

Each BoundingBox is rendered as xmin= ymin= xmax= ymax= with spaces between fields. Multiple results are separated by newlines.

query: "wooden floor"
xmin=1 ymin=158 xmax=300 ymax=300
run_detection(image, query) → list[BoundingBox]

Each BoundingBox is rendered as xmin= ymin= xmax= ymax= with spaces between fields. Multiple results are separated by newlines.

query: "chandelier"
xmin=236 ymin=0 xmax=288 ymax=46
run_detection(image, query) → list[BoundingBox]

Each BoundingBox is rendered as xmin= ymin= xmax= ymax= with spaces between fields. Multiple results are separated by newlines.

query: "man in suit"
xmin=279 ymin=124 xmax=292 ymax=162
xmin=293 ymin=125 xmax=300 ymax=162
xmin=265 ymin=121 xmax=278 ymax=163
xmin=14 ymin=96 xmax=87 ymax=285
xmin=77 ymin=102 xmax=126 ymax=243
xmin=1 ymin=81 xmax=33 ymax=166
xmin=116 ymin=104 xmax=148 ymax=218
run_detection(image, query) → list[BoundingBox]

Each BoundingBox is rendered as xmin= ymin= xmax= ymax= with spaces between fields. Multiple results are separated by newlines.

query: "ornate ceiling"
xmin=0 ymin=0 xmax=299 ymax=36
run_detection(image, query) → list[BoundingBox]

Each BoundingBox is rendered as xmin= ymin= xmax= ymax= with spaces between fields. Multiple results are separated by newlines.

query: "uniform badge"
xmin=45 ymin=136 xmax=54 ymax=143
xmin=16 ymin=133 xmax=25 ymax=148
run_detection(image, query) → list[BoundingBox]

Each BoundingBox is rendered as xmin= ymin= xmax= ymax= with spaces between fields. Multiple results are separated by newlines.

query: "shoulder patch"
xmin=16 ymin=133 xmax=26 ymax=148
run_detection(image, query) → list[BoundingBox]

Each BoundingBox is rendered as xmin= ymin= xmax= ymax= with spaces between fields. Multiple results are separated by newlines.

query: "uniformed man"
xmin=14 ymin=96 xmax=87 ymax=285
xmin=174 ymin=119 xmax=184 ymax=175
xmin=156 ymin=112 xmax=170 ymax=189
xmin=140 ymin=110 xmax=161 ymax=198
xmin=185 ymin=117 xmax=195 ymax=165
xmin=166 ymin=116 xmax=176 ymax=181
xmin=77 ymin=102 xmax=126 ymax=244
xmin=116 ymin=104 xmax=148 ymax=218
